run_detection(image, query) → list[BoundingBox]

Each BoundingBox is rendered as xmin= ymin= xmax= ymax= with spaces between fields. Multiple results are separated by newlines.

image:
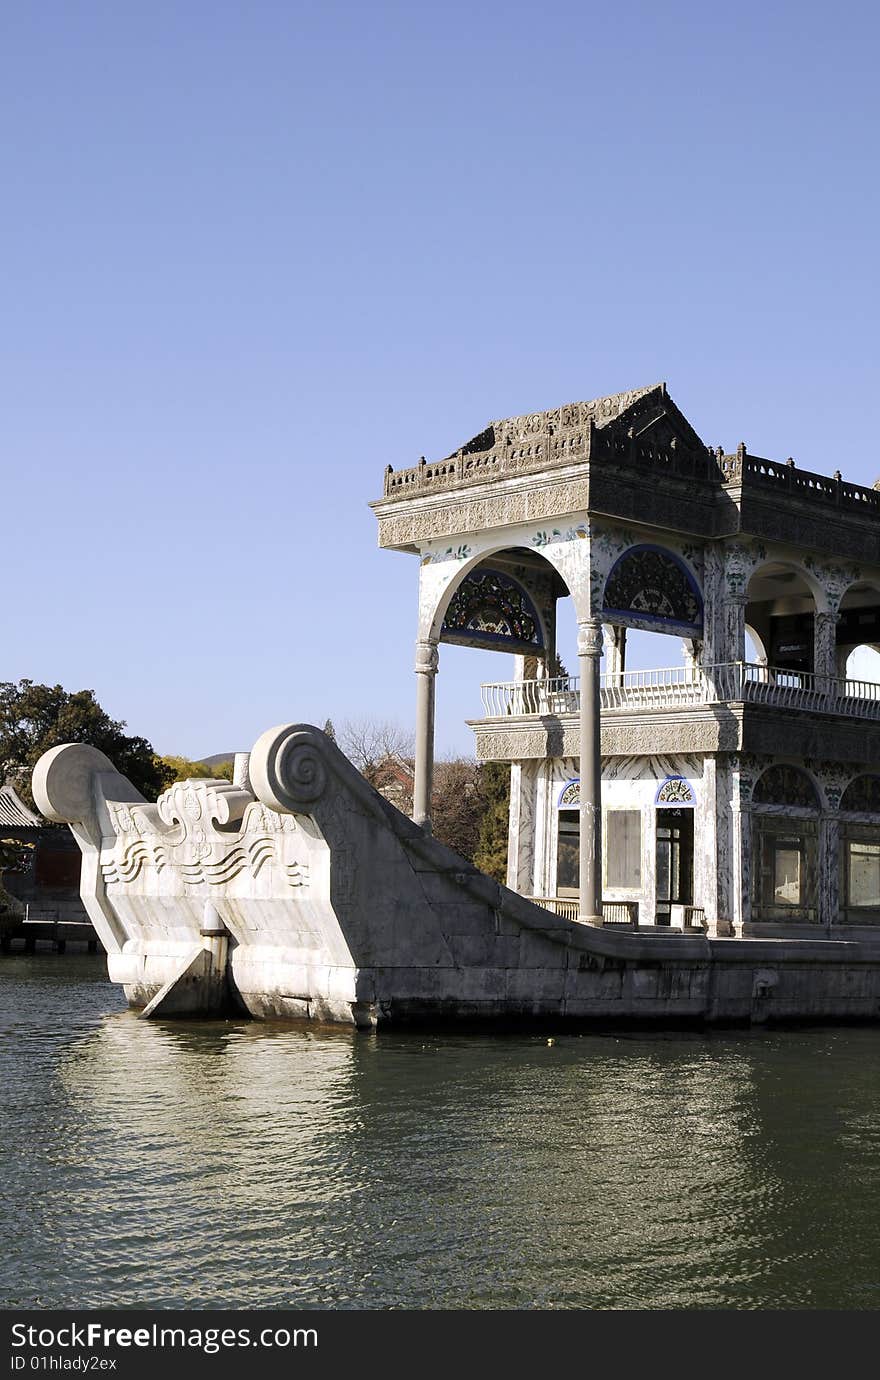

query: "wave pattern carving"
xmin=100 ymin=778 xmax=310 ymax=893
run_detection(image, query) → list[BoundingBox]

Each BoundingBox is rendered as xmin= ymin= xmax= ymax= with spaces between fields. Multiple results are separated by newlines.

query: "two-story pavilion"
xmin=371 ymin=382 xmax=880 ymax=938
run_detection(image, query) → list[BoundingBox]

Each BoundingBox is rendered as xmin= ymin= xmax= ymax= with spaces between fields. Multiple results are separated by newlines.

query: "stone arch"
xmin=745 ymin=561 xmax=825 ymax=673
xmin=840 ymin=773 xmax=880 ymax=814
xmin=836 ymin=578 xmax=880 ymax=681
xmin=752 ymin=763 xmax=822 ymax=810
xmin=749 ymin=559 xmax=828 ymax=611
xmin=751 ymin=762 xmax=822 ymax=924
xmin=424 ymin=543 xmax=577 ymax=645
xmin=439 ymin=567 xmax=546 ymax=653
xmin=744 ymin=623 xmax=768 ymax=664
xmin=600 ymin=543 xmax=703 ymax=635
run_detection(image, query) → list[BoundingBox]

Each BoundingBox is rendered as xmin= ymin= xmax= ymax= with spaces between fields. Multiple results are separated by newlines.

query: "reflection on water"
xmin=1 ymin=955 xmax=879 ymax=1309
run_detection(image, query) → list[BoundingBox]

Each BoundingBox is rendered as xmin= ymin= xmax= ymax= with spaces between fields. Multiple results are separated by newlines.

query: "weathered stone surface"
xmin=31 ymin=723 xmax=880 ymax=1028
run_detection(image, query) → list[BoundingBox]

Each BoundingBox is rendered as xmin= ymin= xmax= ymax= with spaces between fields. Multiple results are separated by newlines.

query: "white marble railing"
xmin=479 ymin=663 xmax=880 ymax=721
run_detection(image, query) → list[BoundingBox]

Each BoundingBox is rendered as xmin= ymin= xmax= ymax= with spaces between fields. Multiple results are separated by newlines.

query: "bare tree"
xmin=337 ymin=717 xmax=414 ymax=782
xmin=336 ymin=723 xmax=501 ymax=869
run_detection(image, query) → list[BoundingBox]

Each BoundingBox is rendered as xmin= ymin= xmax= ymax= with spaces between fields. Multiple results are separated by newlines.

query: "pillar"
xmin=814 ymin=610 xmax=840 ymax=702
xmin=604 ymin=624 xmax=626 ymax=683
xmin=700 ymin=757 xmax=719 ymax=931
xmin=819 ymin=812 xmax=840 ymax=934
xmin=413 ymin=638 xmax=439 ymax=830
xmin=722 ymin=593 xmax=747 ymax=663
xmin=578 ymin=617 xmax=604 ymax=924
xmin=732 ymin=802 xmax=752 ymax=932
xmin=683 ymin=637 xmax=703 ymax=683
xmin=714 ymin=593 xmax=748 ymax=699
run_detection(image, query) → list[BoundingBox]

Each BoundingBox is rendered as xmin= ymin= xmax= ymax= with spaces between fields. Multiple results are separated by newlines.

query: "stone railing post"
xmin=578 ymin=617 xmax=604 ymax=925
xmin=412 ymin=638 xmax=439 ymax=831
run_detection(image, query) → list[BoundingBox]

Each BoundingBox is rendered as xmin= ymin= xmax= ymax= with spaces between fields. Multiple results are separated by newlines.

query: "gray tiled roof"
xmin=0 ymin=785 xmax=43 ymax=829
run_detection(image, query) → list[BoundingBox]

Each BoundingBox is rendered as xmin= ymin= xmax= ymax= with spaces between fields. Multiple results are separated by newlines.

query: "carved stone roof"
xmin=461 ymin=381 xmax=667 ymax=453
xmin=374 ymin=382 xmax=880 ymax=560
xmin=378 ymin=381 xmax=709 ymax=503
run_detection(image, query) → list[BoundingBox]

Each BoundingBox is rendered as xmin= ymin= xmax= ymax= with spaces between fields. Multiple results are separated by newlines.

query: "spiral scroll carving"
xmin=276 ymin=736 xmax=328 ymax=806
xmin=248 ymin=724 xmax=332 ymax=818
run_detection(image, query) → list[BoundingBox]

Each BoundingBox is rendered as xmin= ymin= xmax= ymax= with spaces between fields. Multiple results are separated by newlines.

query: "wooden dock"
xmin=1 ymin=909 xmax=101 ymax=954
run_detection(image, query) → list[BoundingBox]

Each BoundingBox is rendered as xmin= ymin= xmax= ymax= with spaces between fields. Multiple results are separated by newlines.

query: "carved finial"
xmin=419 ymin=456 xmax=426 ymax=465
xmin=834 ymin=470 xmax=842 ymax=481
xmin=786 ymin=457 xmax=795 ymax=467
xmin=385 ymin=464 xmax=393 ymax=474
xmin=737 ymin=442 xmax=747 ymax=460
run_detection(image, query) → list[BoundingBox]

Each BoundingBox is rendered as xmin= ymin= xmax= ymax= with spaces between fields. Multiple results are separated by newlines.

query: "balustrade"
xmin=479 ymin=663 xmax=880 ymax=722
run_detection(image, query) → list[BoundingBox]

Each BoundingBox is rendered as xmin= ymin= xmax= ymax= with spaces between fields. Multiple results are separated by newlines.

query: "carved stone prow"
xmin=32 ymin=743 xmax=147 ymax=954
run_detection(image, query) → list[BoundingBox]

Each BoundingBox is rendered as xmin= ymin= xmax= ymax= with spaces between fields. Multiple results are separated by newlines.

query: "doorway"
xmin=655 ymin=808 xmax=694 ymax=924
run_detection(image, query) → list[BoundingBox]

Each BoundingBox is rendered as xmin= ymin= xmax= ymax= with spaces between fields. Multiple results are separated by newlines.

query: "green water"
xmin=1 ymin=954 xmax=879 ymax=1310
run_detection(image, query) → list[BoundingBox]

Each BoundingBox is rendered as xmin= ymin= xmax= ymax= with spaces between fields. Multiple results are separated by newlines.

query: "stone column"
xmin=578 ymin=617 xmax=604 ymax=924
xmin=544 ymin=612 xmax=557 ymax=682
xmin=507 ymin=761 xmax=537 ymax=895
xmin=700 ymin=757 xmax=719 ymax=931
xmin=819 ymin=812 xmax=840 ymax=934
xmin=723 ymin=593 xmax=747 ymax=663
xmin=603 ymin=623 xmax=626 ymax=683
xmin=732 ymin=803 xmax=753 ymax=932
xmin=715 ymin=593 xmax=748 ymax=699
xmin=683 ymin=637 xmax=703 ymax=682
xmin=506 ymin=763 xmax=523 ymax=892
xmin=413 ymin=638 xmax=439 ymax=831
xmin=814 ymin=610 xmax=840 ymax=704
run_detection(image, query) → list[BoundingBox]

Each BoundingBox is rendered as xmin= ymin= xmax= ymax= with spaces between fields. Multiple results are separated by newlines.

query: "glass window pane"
xmin=557 ymin=810 xmax=579 ymax=892
xmin=773 ymin=844 xmax=801 ymax=904
xmin=848 ymin=841 xmax=880 ymax=907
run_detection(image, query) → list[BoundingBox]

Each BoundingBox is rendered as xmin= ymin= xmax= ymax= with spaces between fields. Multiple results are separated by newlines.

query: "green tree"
xmin=157 ymin=754 xmax=214 ymax=782
xmin=550 ymin=651 xmax=570 ymax=678
xmin=472 ymin=761 xmax=511 ymax=883
xmin=0 ymin=680 xmax=173 ymax=810
xmin=431 ymin=757 xmax=484 ymax=860
xmin=156 ymin=755 xmax=236 ymax=785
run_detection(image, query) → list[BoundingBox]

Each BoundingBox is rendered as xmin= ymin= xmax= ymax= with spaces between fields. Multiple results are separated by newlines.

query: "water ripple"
xmin=1 ymin=956 xmax=880 ymax=1308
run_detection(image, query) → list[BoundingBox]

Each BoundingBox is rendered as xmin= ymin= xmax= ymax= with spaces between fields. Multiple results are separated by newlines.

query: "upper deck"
xmin=372 ymin=382 xmax=880 ymax=561
xmin=468 ymin=663 xmax=880 ymax=765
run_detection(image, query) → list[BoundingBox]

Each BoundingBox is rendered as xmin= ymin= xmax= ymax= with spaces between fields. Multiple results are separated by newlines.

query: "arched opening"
xmin=837 ymin=582 xmax=880 ymax=695
xmin=597 ymin=544 xmax=704 ymax=703
xmin=426 ymin=544 xmax=582 ymax=900
xmin=752 ymin=764 xmax=820 ymax=923
xmin=745 ymin=564 xmax=819 ymax=673
xmin=839 ymin=774 xmax=880 ymax=925
xmin=602 ymin=544 xmax=703 ymax=632
xmin=441 ymin=547 xmax=574 ymax=717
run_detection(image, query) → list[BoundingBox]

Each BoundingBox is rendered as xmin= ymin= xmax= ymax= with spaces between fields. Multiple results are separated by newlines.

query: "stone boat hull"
xmin=32 ymin=724 xmax=880 ymax=1028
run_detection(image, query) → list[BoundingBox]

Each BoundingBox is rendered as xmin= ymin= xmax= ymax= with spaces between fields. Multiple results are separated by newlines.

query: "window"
xmin=605 ymin=810 xmax=641 ymax=889
xmin=556 ymin=810 xmax=579 ymax=894
xmin=755 ymin=821 xmax=817 ymax=920
xmin=847 ymin=840 xmax=880 ymax=908
xmin=773 ymin=839 xmax=802 ymax=905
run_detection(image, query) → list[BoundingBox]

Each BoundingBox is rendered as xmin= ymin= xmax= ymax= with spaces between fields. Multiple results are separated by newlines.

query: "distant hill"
xmin=197 ymin=752 xmax=241 ymax=768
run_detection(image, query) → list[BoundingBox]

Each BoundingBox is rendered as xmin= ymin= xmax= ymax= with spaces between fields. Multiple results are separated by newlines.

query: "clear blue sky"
xmin=3 ymin=2 xmax=879 ymax=759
